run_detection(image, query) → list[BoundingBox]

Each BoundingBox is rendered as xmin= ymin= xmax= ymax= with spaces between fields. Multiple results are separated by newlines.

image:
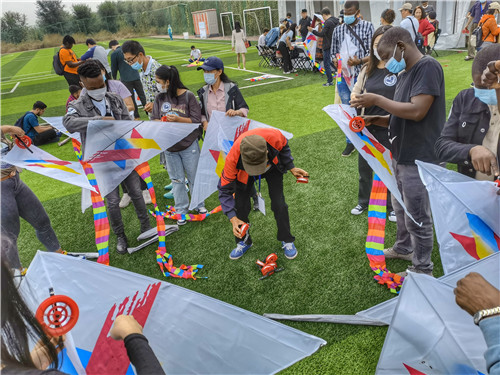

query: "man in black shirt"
xmin=308 ymin=7 xmax=339 ymax=87
xmin=298 ymin=9 xmax=312 ymax=42
xmin=351 ymin=27 xmax=445 ymax=277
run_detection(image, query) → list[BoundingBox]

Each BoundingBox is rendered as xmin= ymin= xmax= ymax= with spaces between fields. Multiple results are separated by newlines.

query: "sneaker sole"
xmin=284 ymin=252 xmax=297 ymax=260
xmin=351 ymin=210 xmax=366 ymax=215
xmin=341 ymin=151 xmax=356 ymax=157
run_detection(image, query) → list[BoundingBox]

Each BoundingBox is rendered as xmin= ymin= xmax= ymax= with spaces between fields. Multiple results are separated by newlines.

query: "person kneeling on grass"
xmin=189 ymin=46 xmax=205 ymax=63
xmin=20 ymin=101 xmax=60 ymax=146
xmin=218 ymin=128 xmax=308 ymax=260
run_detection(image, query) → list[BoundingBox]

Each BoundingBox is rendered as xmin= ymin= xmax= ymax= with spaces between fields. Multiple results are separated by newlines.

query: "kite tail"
xmin=134 ymin=162 xmax=204 ymax=280
xmin=302 ymin=41 xmax=331 ymax=76
xmin=365 ymin=174 xmax=403 ymax=293
xmin=72 ymin=139 xmax=110 ymax=265
xmin=164 ymin=205 xmax=222 ymax=222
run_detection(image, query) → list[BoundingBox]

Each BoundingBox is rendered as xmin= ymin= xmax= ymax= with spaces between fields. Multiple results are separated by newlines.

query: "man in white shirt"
xmin=258 ymin=29 xmax=269 ymax=46
xmin=189 ymin=46 xmax=205 ymax=62
xmin=399 ymin=3 xmax=420 ymax=40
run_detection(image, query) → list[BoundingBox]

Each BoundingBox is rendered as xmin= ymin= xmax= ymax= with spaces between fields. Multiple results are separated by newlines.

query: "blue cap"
xmin=197 ymin=56 xmax=224 ymax=71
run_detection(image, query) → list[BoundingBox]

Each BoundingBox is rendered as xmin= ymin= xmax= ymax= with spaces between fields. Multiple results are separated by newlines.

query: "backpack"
xmin=409 ymin=19 xmax=426 ymax=54
xmin=472 ymin=22 xmax=490 ymax=50
xmin=53 ymin=48 xmax=65 ymax=76
xmin=14 ymin=112 xmax=30 ymax=130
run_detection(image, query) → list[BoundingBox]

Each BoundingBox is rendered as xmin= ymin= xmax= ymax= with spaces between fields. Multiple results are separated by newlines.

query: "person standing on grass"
xmin=351 ymin=26 xmax=445 ymax=278
xmin=349 ymin=25 xmax=397 ymax=221
xmin=59 ymin=35 xmax=84 ymax=86
xmin=121 ymin=40 xmax=161 ymax=118
xmin=109 ymin=40 xmax=147 ymax=120
xmin=331 ymin=0 xmax=374 ymax=157
xmin=63 ymin=60 xmax=154 ymax=255
xmin=298 ymin=9 xmax=312 ymax=42
xmin=218 ymin=127 xmax=309 ymax=260
xmin=464 ymin=0 xmax=491 ymax=61
xmin=21 ymin=101 xmax=60 ymax=146
xmin=231 ymin=22 xmax=247 ymax=70
xmin=151 ymin=65 xmax=207 ymax=225
xmin=81 ymin=38 xmax=111 ymax=74
xmin=1 ymin=125 xmax=64 ymax=273
xmin=168 ymin=24 xmax=173 ymax=41
xmin=308 ymin=7 xmax=339 ymax=87
xmin=278 ymin=23 xmax=296 ymax=75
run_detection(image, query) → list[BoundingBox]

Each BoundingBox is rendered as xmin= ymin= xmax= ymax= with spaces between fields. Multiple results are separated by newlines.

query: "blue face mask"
xmin=131 ymin=61 xmax=142 ymax=71
xmin=480 ymin=0 xmax=487 ymax=3
xmin=102 ymin=73 xmax=106 ymax=82
xmin=204 ymin=72 xmax=217 ymax=85
xmin=385 ymin=45 xmax=406 ymax=74
xmin=344 ymin=14 xmax=356 ymax=24
xmin=474 ymin=87 xmax=498 ymax=105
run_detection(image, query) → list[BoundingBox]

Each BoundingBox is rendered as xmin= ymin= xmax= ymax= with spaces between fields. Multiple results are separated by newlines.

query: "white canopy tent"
xmin=277 ymin=0 xmax=472 ymax=49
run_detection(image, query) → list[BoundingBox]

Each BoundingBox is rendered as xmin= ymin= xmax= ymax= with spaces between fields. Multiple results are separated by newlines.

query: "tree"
xmin=72 ymin=4 xmax=95 ymax=34
xmin=36 ymin=0 xmax=69 ymax=34
xmin=1 ymin=11 xmax=28 ymax=44
xmin=98 ymin=1 xmax=118 ymax=33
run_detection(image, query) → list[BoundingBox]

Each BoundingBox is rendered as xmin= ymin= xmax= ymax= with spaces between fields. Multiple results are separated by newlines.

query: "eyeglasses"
xmin=124 ymin=54 xmax=139 ymax=64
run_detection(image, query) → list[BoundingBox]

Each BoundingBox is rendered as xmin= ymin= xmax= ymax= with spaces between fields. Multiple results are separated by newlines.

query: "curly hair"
xmin=77 ymin=59 xmax=102 ymax=78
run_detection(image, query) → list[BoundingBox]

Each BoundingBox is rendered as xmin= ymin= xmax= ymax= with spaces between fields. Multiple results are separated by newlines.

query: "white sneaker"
xmin=119 ymin=193 xmax=131 ymax=208
xmin=142 ymin=190 xmax=152 ymax=204
xmin=388 ymin=211 xmax=396 ymax=222
xmin=350 ymin=204 xmax=366 ymax=215
xmin=197 ymin=207 xmax=208 ymax=214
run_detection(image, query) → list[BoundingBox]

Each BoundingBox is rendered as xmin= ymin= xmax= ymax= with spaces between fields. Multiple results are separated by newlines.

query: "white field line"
xmin=1 ymin=82 xmax=20 ymax=95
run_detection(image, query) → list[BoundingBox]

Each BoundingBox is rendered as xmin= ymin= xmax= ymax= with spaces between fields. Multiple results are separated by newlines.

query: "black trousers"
xmin=234 ymin=167 xmax=294 ymax=244
xmin=357 ymin=128 xmax=393 ymax=211
xmin=122 ymin=79 xmax=147 ymax=119
xmin=278 ymin=42 xmax=293 ymax=73
xmin=33 ymin=129 xmax=59 ymax=146
xmin=63 ymin=71 xmax=80 ymax=86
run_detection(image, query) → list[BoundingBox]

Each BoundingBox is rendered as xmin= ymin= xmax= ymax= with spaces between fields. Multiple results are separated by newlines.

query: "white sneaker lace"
xmin=235 ymin=242 xmax=247 ymax=254
xmin=282 ymin=242 xmax=294 ymax=251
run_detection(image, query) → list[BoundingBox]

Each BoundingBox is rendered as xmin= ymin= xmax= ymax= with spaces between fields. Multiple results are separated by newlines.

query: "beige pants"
xmin=467 ymin=22 xmax=478 ymax=57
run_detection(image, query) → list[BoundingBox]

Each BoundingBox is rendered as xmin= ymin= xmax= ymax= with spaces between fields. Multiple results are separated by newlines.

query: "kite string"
xmin=72 ymin=139 xmax=110 ymax=265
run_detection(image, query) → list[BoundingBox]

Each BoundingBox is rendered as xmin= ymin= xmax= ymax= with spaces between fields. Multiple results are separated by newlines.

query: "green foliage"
xmin=35 ymin=0 xmax=69 ymax=35
xmin=98 ymin=1 xmax=119 ymax=33
xmin=72 ymin=4 xmax=96 ymax=35
xmin=1 ymin=11 xmax=28 ymax=44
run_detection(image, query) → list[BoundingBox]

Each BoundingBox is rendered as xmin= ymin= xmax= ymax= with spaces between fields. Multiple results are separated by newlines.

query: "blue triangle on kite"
xmin=114 ymin=160 xmax=126 ymax=169
xmin=115 ymin=139 xmax=132 ymax=150
xmin=221 ymin=139 xmax=234 ymax=154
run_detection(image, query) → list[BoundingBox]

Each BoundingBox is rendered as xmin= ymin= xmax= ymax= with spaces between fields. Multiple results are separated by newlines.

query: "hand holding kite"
xmin=110 ymin=314 xmax=144 ymax=340
xmin=1 ymin=125 xmax=25 ymax=138
xmin=290 ymin=167 xmax=309 ymax=179
xmin=230 ymin=216 xmax=246 ymax=238
xmin=469 ymin=145 xmax=499 ymax=177
xmin=454 ymin=272 xmax=500 ymax=316
xmin=350 ymin=93 xmax=381 ymax=109
xmin=483 ymin=60 xmax=500 ymax=89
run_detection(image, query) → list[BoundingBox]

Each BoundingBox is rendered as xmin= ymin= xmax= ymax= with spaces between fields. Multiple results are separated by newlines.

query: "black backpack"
xmin=14 ymin=112 xmax=30 ymax=130
xmin=410 ymin=19 xmax=426 ymax=54
xmin=473 ymin=22 xmax=490 ymax=51
xmin=53 ymin=48 xmax=65 ymax=76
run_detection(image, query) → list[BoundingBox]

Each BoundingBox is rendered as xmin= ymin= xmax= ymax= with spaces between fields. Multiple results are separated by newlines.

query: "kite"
xmin=246 ymin=74 xmax=276 ymax=82
xmin=189 ymin=111 xmax=293 ymax=210
xmin=323 ymin=104 xmax=418 ymax=225
xmin=187 ymin=60 xmax=204 ymax=67
xmin=42 ymin=116 xmax=81 ymax=143
xmin=416 ymin=161 xmax=500 ymax=274
xmin=163 ymin=205 xmax=222 ymax=222
xmin=365 ymin=175 xmax=403 ymax=293
xmin=72 ymin=139 xmax=110 ymax=265
xmin=21 ymin=251 xmax=326 ymax=375
xmin=302 ymin=32 xmax=334 ymax=76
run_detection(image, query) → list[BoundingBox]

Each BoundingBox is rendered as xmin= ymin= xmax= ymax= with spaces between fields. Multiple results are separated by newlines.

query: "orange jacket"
xmin=480 ymin=14 xmax=500 ymax=42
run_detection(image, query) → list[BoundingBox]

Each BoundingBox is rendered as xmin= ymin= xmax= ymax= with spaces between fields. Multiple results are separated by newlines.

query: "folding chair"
xmin=431 ymin=29 xmax=441 ymax=57
xmin=257 ymin=46 xmax=270 ymax=67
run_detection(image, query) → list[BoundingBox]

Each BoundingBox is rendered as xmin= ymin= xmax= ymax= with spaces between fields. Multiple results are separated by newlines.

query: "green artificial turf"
xmin=1 ymin=38 xmax=472 ymax=373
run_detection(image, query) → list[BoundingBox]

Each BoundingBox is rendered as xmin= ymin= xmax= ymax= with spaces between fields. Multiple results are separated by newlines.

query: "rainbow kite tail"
xmin=365 ymin=174 xmax=403 ymax=292
xmin=72 ymin=139 xmax=110 ymax=265
xmin=164 ymin=204 xmax=222 ymax=222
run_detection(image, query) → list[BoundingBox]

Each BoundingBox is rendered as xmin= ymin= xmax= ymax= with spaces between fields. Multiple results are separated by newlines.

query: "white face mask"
xmin=87 ymin=87 xmax=107 ymax=101
xmin=156 ymin=83 xmax=167 ymax=93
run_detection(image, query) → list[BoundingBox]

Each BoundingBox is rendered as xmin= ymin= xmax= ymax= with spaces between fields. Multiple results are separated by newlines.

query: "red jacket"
xmin=479 ymin=14 xmax=500 ymax=42
xmin=418 ymin=18 xmax=435 ymax=46
xmin=218 ymin=128 xmax=295 ymax=219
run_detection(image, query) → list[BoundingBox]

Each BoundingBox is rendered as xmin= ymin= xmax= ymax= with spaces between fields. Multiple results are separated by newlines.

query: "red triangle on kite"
xmin=131 ymin=128 xmax=143 ymax=139
xmin=403 ymin=363 xmax=427 ymax=375
xmin=209 ymin=149 xmax=220 ymax=162
xmin=450 ymin=232 xmax=479 ymax=260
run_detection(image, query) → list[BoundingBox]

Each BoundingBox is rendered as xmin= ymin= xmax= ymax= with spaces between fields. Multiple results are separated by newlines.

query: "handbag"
xmin=245 ymin=40 xmax=251 ymax=48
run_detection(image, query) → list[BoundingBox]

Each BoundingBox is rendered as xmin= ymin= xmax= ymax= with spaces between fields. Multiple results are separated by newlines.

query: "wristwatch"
xmin=473 ymin=306 xmax=500 ymax=325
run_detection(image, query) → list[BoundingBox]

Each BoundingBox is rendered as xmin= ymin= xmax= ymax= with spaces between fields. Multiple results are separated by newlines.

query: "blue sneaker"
xmin=282 ymin=241 xmax=297 ymax=259
xmin=164 ymin=183 xmax=173 ymax=190
xmin=229 ymin=241 xmax=252 ymax=260
xmin=164 ymin=191 xmax=174 ymax=199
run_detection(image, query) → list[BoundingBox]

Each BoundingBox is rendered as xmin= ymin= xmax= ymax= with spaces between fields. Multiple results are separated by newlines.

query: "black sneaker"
xmin=350 ymin=204 xmax=366 ymax=215
xmin=341 ymin=143 xmax=356 ymax=157
xmin=116 ymin=236 xmax=128 ymax=255
xmin=323 ymin=82 xmax=333 ymax=87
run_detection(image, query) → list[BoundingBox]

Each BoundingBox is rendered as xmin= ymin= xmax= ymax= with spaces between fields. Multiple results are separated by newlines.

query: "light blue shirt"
xmin=400 ymin=16 xmax=419 ymax=40
xmin=479 ymin=316 xmax=500 ymax=374
xmin=280 ymin=30 xmax=293 ymax=43
xmin=91 ymin=99 xmax=107 ymax=116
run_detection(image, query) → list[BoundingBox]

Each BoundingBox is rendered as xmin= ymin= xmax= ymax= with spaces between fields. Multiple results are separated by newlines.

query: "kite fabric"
xmin=189 ymin=111 xmax=293 ymax=210
xmin=323 ymin=104 xmax=419 ymax=225
xmin=366 ymin=174 xmax=403 ymax=293
xmin=416 ymin=161 xmax=500 ymax=274
xmin=83 ymin=119 xmax=200 ymax=201
xmin=72 ymin=139 xmax=110 ymax=265
xmin=41 ymin=116 xmax=81 ymax=142
xmin=2 ymin=143 xmax=96 ymax=192
xmin=164 ymin=205 xmax=222 ymax=222
xmin=264 ymin=251 xmax=500 ymax=327
xmin=376 ymin=272 xmax=491 ymax=374
xmin=134 ymin=161 xmax=204 ymax=280
xmin=21 ymin=252 xmax=326 ymax=375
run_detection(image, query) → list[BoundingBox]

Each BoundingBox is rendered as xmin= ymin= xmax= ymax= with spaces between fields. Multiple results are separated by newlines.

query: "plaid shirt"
xmin=331 ymin=20 xmax=374 ymax=77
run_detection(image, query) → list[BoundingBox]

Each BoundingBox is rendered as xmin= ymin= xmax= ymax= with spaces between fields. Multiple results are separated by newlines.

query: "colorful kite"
xmin=41 ymin=116 xmax=81 ymax=143
xmin=163 ymin=205 xmax=222 ymax=222
xmin=189 ymin=111 xmax=293 ymax=210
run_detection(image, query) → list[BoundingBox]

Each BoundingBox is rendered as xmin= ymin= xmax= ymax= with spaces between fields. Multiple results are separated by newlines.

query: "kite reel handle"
xmin=15 ymin=135 xmax=32 ymax=149
xmin=349 ymin=116 xmax=365 ymax=133
xmin=296 ymin=176 xmax=309 ymax=184
xmin=239 ymin=223 xmax=250 ymax=237
xmin=35 ymin=294 xmax=79 ymax=337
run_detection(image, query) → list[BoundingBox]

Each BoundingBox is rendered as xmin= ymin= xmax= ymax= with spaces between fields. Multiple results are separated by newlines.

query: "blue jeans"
xmin=337 ymin=75 xmax=357 ymax=144
xmin=163 ymin=141 xmax=204 ymax=214
xmin=323 ymin=48 xmax=333 ymax=84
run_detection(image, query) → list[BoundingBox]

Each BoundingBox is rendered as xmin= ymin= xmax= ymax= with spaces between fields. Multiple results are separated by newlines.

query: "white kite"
xmin=2 ymin=143 xmax=96 ymax=192
xmin=189 ymin=111 xmax=293 ymax=210
xmin=42 ymin=116 xmax=81 ymax=142
xmin=21 ymin=252 xmax=326 ymax=375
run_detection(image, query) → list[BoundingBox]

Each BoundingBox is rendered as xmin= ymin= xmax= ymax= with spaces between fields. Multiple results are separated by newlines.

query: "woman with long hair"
xmin=349 ymin=25 xmax=396 ymax=220
xmin=414 ymin=6 xmax=435 ymax=51
xmin=231 ymin=21 xmax=248 ymax=69
xmin=277 ymin=23 xmax=297 ymax=74
xmin=152 ymin=65 xmax=206 ymax=225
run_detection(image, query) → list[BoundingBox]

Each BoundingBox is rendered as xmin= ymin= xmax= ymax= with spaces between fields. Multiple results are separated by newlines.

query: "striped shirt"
xmin=331 ymin=19 xmax=374 ymax=77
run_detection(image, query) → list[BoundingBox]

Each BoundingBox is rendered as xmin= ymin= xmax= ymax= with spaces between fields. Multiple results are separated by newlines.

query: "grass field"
xmin=1 ymin=37 xmax=472 ymax=374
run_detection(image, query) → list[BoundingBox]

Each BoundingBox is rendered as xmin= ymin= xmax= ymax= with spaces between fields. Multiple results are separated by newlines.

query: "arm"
xmin=226 ymin=87 xmax=249 ymax=117
xmin=217 ymin=161 xmax=238 ymax=220
xmin=63 ymin=106 xmax=101 ymax=134
xmin=286 ymin=35 xmax=293 ymax=49
xmin=111 ymin=52 xmax=118 ymax=80
xmin=80 ymin=49 xmax=93 ymax=61
xmin=351 ymin=66 xmax=366 ymax=96
xmin=421 ymin=20 xmax=435 ymax=37
xmin=232 ymin=31 xmax=235 ymax=49
xmin=123 ymin=96 xmax=135 ymax=112
xmin=1 ymin=125 xmax=24 ymax=137
xmin=489 ymin=19 xmax=500 ymax=36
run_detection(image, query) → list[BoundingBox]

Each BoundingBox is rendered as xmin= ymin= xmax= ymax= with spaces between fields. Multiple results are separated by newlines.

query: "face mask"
xmin=204 ymin=72 xmax=217 ymax=85
xmin=87 ymin=87 xmax=107 ymax=101
xmin=480 ymin=0 xmax=487 ymax=3
xmin=102 ymin=73 xmax=106 ymax=82
xmin=474 ymin=87 xmax=498 ymax=105
xmin=344 ymin=14 xmax=356 ymax=24
xmin=385 ymin=45 xmax=406 ymax=74
xmin=373 ymin=47 xmax=381 ymax=61
xmin=156 ymin=83 xmax=167 ymax=93
xmin=131 ymin=61 xmax=142 ymax=71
